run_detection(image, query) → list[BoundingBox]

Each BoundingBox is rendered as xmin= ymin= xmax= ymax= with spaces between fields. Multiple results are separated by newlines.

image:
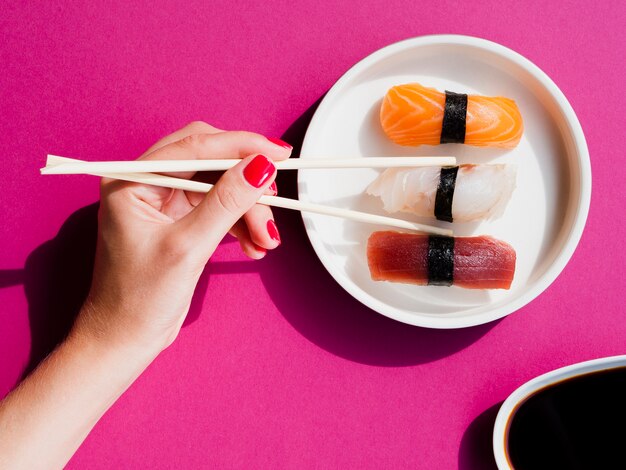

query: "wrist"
xmin=70 ymin=300 xmax=167 ymax=367
xmin=65 ymin=327 xmax=159 ymax=378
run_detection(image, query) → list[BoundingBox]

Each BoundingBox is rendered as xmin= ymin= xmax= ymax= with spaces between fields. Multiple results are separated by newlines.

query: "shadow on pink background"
xmin=1 ymin=1 xmax=624 ymax=468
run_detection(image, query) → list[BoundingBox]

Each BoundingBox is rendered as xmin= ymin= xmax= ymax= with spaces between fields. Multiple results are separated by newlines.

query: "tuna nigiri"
xmin=380 ymin=83 xmax=523 ymax=148
xmin=367 ymin=231 xmax=516 ymax=289
xmin=366 ymin=164 xmax=517 ymax=222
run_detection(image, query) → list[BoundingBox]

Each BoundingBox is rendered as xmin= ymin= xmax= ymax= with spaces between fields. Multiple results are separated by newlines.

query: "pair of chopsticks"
xmin=41 ymin=155 xmax=456 ymax=236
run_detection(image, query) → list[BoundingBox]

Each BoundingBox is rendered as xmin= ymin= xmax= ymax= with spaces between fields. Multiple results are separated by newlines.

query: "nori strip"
xmin=427 ymin=236 xmax=454 ymax=286
xmin=440 ymin=91 xmax=467 ymax=144
xmin=434 ymin=166 xmax=459 ymax=222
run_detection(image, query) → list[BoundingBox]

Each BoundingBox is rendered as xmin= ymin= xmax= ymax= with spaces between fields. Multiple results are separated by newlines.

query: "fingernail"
xmin=267 ymin=137 xmax=292 ymax=150
xmin=267 ymin=219 xmax=281 ymax=244
xmin=269 ymin=181 xmax=277 ymax=195
xmin=254 ymin=244 xmax=267 ymax=257
xmin=243 ymin=155 xmax=275 ymax=188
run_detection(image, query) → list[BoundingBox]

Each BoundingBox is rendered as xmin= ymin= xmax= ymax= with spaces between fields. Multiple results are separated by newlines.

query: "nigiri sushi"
xmin=366 ymin=164 xmax=516 ymax=222
xmin=367 ymin=231 xmax=516 ymax=289
xmin=380 ymin=83 xmax=523 ymax=148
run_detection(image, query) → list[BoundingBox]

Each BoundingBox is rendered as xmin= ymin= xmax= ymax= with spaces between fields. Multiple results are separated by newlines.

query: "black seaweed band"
xmin=434 ymin=166 xmax=459 ymax=222
xmin=440 ymin=91 xmax=467 ymax=144
xmin=427 ymin=236 xmax=454 ymax=286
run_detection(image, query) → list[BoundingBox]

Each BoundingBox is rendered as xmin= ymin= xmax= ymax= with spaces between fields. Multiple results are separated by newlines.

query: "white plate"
xmin=298 ymin=35 xmax=591 ymax=329
xmin=492 ymin=355 xmax=626 ymax=469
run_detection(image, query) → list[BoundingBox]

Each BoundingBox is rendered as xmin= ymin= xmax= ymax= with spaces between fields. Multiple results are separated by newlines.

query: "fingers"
xmin=229 ymin=220 xmax=267 ymax=260
xmin=242 ymin=204 xmax=281 ymax=251
xmin=139 ymin=130 xmax=292 ymax=180
xmin=184 ymin=177 xmax=276 ymax=213
xmin=226 ymin=180 xmax=279 ymax=256
xmin=100 ymin=121 xmax=223 ymax=193
xmin=176 ymin=154 xmax=277 ymax=257
xmin=140 ymin=121 xmax=222 ymax=157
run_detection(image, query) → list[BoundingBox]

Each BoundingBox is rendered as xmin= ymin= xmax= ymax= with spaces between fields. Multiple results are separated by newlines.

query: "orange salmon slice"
xmin=380 ymin=83 xmax=523 ymax=148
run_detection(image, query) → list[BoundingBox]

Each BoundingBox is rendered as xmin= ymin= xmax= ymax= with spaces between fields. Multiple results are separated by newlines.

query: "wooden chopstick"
xmin=41 ymin=154 xmax=457 ymax=175
xmin=43 ymin=155 xmax=453 ymax=236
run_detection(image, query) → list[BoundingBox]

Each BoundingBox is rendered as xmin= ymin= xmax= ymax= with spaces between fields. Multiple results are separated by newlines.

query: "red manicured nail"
xmin=243 ymin=155 xmax=275 ymax=188
xmin=267 ymin=219 xmax=281 ymax=244
xmin=269 ymin=181 xmax=277 ymax=195
xmin=267 ymin=137 xmax=292 ymax=150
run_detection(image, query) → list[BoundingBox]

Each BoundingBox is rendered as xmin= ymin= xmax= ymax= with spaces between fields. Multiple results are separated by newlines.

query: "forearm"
xmin=0 ymin=321 xmax=158 ymax=469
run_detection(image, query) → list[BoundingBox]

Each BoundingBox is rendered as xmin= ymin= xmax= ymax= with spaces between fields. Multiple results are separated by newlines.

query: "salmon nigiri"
xmin=380 ymin=83 xmax=523 ymax=148
xmin=367 ymin=231 xmax=516 ymax=289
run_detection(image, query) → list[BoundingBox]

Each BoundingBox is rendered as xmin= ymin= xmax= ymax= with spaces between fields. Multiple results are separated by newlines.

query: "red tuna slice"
xmin=367 ymin=231 xmax=516 ymax=290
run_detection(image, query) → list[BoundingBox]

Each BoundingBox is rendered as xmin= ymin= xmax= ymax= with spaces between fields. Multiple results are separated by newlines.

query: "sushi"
xmin=367 ymin=231 xmax=516 ymax=289
xmin=366 ymin=164 xmax=516 ymax=222
xmin=380 ymin=83 xmax=523 ymax=148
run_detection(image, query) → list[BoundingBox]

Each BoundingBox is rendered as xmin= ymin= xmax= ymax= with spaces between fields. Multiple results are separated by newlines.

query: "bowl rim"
xmin=492 ymin=355 xmax=626 ymax=469
xmin=298 ymin=34 xmax=592 ymax=329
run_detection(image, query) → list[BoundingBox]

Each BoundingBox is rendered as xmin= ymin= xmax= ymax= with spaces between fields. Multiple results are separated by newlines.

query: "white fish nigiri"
xmin=366 ymin=164 xmax=516 ymax=222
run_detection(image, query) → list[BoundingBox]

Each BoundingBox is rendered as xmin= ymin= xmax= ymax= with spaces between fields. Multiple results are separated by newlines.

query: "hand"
xmin=0 ymin=122 xmax=295 ymax=470
xmin=73 ymin=121 xmax=292 ymax=353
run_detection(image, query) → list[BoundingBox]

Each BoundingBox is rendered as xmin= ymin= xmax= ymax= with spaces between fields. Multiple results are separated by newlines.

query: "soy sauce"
xmin=506 ymin=367 xmax=626 ymax=469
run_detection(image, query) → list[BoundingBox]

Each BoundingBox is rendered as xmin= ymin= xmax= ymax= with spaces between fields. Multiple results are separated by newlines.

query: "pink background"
xmin=1 ymin=1 xmax=624 ymax=468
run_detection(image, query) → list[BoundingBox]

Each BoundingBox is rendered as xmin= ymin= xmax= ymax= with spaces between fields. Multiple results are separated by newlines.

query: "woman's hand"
xmin=0 ymin=122 xmax=293 ymax=470
xmin=74 ymin=121 xmax=292 ymax=354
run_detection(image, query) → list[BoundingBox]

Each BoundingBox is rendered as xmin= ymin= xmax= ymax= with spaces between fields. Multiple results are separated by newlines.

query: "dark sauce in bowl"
xmin=506 ymin=367 xmax=626 ymax=469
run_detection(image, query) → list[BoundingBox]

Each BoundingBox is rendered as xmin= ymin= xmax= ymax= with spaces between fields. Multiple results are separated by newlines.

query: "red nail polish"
xmin=269 ymin=181 xmax=277 ymax=195
xmin=267 ymin=219 xmax=281 ymax=244
xmin=253 ymin=244 xmax=267 ymax=255
xmin=267 ymin=137 xmax=293 ymax=150
xmin=243 ymin=155 xmax=275 ymax=188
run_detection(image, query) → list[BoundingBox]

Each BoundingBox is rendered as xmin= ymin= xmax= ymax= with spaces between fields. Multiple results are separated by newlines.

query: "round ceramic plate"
xmin=298 ymin=35 xmax=590 ymax=329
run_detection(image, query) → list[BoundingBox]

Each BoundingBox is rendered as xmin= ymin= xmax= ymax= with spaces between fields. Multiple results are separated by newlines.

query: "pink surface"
xmin=1 ymin=1 xmax=624 ymax=468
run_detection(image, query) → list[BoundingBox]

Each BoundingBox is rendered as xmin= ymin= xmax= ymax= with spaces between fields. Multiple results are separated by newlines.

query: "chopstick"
xmin=41 ymin=154 xmax=457 ymax=175
xmin=43 ymin=155 xmax=453 ymax=236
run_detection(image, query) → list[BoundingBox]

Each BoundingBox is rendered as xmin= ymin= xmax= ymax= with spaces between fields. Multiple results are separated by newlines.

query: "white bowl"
xmin=298 ymin=34 xmax=591 ymax=329
xmin=492 ymin=355 xmax=626 ymax=469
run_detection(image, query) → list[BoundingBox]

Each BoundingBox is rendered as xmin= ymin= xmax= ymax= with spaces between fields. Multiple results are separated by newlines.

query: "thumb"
xmin=177 ymin=154 xmax=276 ymax=256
